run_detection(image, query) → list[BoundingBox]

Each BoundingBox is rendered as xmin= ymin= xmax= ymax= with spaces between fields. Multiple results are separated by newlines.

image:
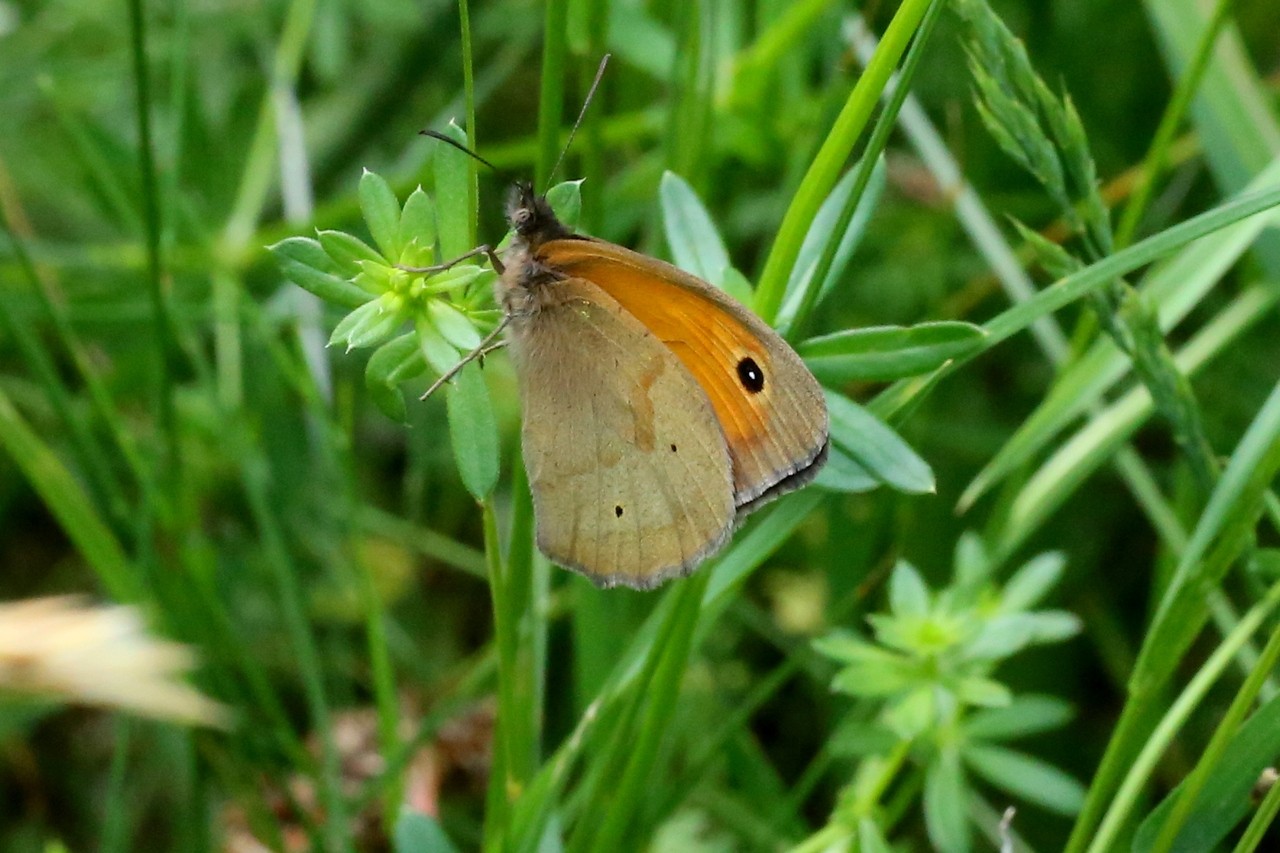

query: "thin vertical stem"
xmin=754 ymin=0 xmax=935 ymax=322
xmin=1114 ymin=0 xmax=1237 ymax=248
xmin=535 ymin=0 xmax=569 ymax=188
xmin=125 ymin=0 xmax=180 ymax=498
xmin=458 ymin=0 xmax=478 ymax=237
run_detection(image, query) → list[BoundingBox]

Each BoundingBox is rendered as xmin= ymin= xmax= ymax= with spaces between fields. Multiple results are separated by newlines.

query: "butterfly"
xmin=488 ymin=181 xmax=829 ymax=588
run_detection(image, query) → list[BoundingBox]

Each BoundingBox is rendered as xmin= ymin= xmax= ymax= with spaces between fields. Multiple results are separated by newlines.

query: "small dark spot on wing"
xmin=737 ymin=357 xmax=765 ymax=393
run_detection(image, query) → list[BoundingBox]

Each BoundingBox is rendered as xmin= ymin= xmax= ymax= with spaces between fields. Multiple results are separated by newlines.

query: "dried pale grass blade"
xmin=0 ymin=596 xmax=229 ymax=727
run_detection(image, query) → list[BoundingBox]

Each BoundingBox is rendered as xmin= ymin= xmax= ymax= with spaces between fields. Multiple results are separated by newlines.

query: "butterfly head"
xmin=506 ymin=181 xmax=570 ymax=248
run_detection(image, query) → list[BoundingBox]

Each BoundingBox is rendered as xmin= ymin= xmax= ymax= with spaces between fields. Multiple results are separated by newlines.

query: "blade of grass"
xmin=782 ymin=0 xmax=945 ymax=341
xmin=576 ymin=571 xmax=712 ymax=853
xmin=994 ymin=282 xmax=1278 ymax=561
xmin=754 ymin=0 xmax=936 ymax=322
xmin=459 ymin=0 xmax=478 ymax=234
xmin=535 ymin=0 xmax=569 ymax=189
xmin=1235 ymin=765 xmax=1280 ymax=851
xmin=1148 ymin=591 xmax=1280 ymax=853
xmin=221 ymin=0 xmax=317 ymax=249
xmin=0 ymin=207 xmax=135 ymax=527
xmin=962 ymin=157 xmax=1280 ymax=511
xmin=126 ymin=0 xmax=180 ymax=501
xmin=101 ymin=717 xmax=133 ymax=853
xmin=0 ymin=387 xmax=138 ymax=602
xmin=1143 ymin=0 xmax=1280 ymax=274
xmin=1134 ymin=379 xmax=1280 ymax=693
xmin=239 ymin=447 xmax=352 ymax=852
xmin=1114 ymin=0 xmax=1237 ymax=247
xmin=868 ymin=184 xmax=1280 ymax=423
xmin=1087 ymin=577 xmax=1280 ymax=852
xmin=1069 ymin=379 xmax=1280 ymax=851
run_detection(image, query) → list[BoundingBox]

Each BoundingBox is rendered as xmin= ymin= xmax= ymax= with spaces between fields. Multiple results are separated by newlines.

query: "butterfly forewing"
xmin=507 ymin=276 xmax=738 ymax=588
xmin=538 ymin=238 xmax=830 ymax=511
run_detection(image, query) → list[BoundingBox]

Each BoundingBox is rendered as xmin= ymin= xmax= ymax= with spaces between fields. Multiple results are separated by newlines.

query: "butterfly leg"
xmin=419 ymin=315 xmax=512 ymax=400
xmin=398 ymin=244 xmax=505 ymax=276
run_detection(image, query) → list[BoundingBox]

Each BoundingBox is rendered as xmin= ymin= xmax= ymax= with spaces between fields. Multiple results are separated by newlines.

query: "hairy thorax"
xmin=497 ymin=240 xmax=568 ymax=322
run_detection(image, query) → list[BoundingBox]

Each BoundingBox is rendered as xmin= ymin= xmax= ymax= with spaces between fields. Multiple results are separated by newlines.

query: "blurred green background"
xmin=2 ymin=0 xmax=1280 ymax=850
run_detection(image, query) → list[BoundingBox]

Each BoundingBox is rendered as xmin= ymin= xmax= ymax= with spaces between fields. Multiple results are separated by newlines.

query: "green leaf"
xmin=813 ymin=446 xmax=880 ymax=494
xmin=394 ymin=809 xmax=460 ymax=853
xmin=269 ymin=234 xmax=340 ymax=275
xmin=777 ymin=157 xmax=886 ymax=330
xmin=1132 ymin=378 xmax=1280 ymax=694
xmin=953 ymin=531 xmax=991 ymax=591
xmin=399 ymin=186 xmax=438 ymax=265
xmin=954 ymin=676 xmax=1011 ymax=708
xmin=858 ymin=817 xmax=894 ymax=853
xmin=270 ymin=237 xmax=373 ymax=308
xmin=831 ymin=660 xmax=917 ymax=698
xmin=1132 ymin=690 xmax=1280 ymax=852
xmin=330 ymin=297 xmax=406 ymax=351
xmin=545 ymin=179 xmax=584 ymax=233
xmin=812 ymin=629 xmax=880 ymax=663
xmin=964 ymin=694 xmax=1075 ymax=741
xmin=359 ymin=169 xmax=403 ymax=259
xmin=924 ymin=748 xmax=971 ymax=853
xmin=603 ymin=4 xmax=674 ymax=80
xmin=352 ymin=258 xmax=395 ymax=296
xmin=659 ymin=171 xmax=730 ymax=287
xmin=826 ymin=390 xmax=935 ymax=494
xmin=427 ymin=300 xmax=482 ymax=351
xmin=889 ymin=560 xmax=931 ymax=617
xmin=416 ymin=318 xmax=463 ymax=378
xmin=446 ymin=362 xmax=499 ymax=500
xmin=1001 ymin=551 xmax=1067 ymax=611
xmin=433 ymin=121 xmax=474 ymax=260
xmin=964 ymin=743 xmax=1085 ymax=816
xmin=318 ymin=228 xmax=385 ymax=273
xmin=420 ymin=264 xmax=490 ymax=296
xmin=885 ymin=687 xmax=937 ymax=738
xmin=799 ymin=323 xmax=987 ymax=383
xmin=828 ymin=719 xmax=900 ymax=757
xmin=1023 ymin=610 xmax=1082 ymax=642
xmin=963 ymin=612 xmax=1079 ymax=662
xmin=720 ymin=265 xmax=755 ymax=305
xmin=329 ymin=300 xmax=381 ymax=348
xmin=366 ymin=334 xmax=427 ymax=423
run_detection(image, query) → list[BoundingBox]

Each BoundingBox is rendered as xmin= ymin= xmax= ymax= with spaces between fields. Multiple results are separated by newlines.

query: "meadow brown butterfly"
xmin=494 ymin=181 xmax=829 ymax=588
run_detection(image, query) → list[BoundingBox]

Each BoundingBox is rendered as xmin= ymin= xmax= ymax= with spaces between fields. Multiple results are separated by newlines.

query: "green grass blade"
xmin=961 ymin=157 xmax=1280 ymax=511
xmin=994 ymin=283 xmax=1278 ymax=560
xmin=1132 ymin=379 xmax=1280 ymax=693
xmin=0 ymin=387 xmax=138 ymax=602
xmin=1090 ymin=579 xmax=1280 ymax=852
xmin=754 ymin=0 xmax=936 ymax=322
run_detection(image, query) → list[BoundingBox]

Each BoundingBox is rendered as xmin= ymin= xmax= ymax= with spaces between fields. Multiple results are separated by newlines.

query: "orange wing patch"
xmin=540 ymin=238 xmax=827 ymax=506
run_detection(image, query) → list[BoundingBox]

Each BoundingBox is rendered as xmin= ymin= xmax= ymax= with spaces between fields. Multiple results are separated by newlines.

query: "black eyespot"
xmin=670 ymin=444 xmax=678 ymax=453
xmin=615 ymin=505 xmax=624 ymax=518
xmin=737 ymin=357 xmax=765 ymax=393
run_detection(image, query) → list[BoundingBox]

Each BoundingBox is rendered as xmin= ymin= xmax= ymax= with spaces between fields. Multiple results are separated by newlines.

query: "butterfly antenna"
xmin=546 ymin=53 xmax=611 ymax=188
xmin=419 ymin=129 xmax=501 ymax=175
